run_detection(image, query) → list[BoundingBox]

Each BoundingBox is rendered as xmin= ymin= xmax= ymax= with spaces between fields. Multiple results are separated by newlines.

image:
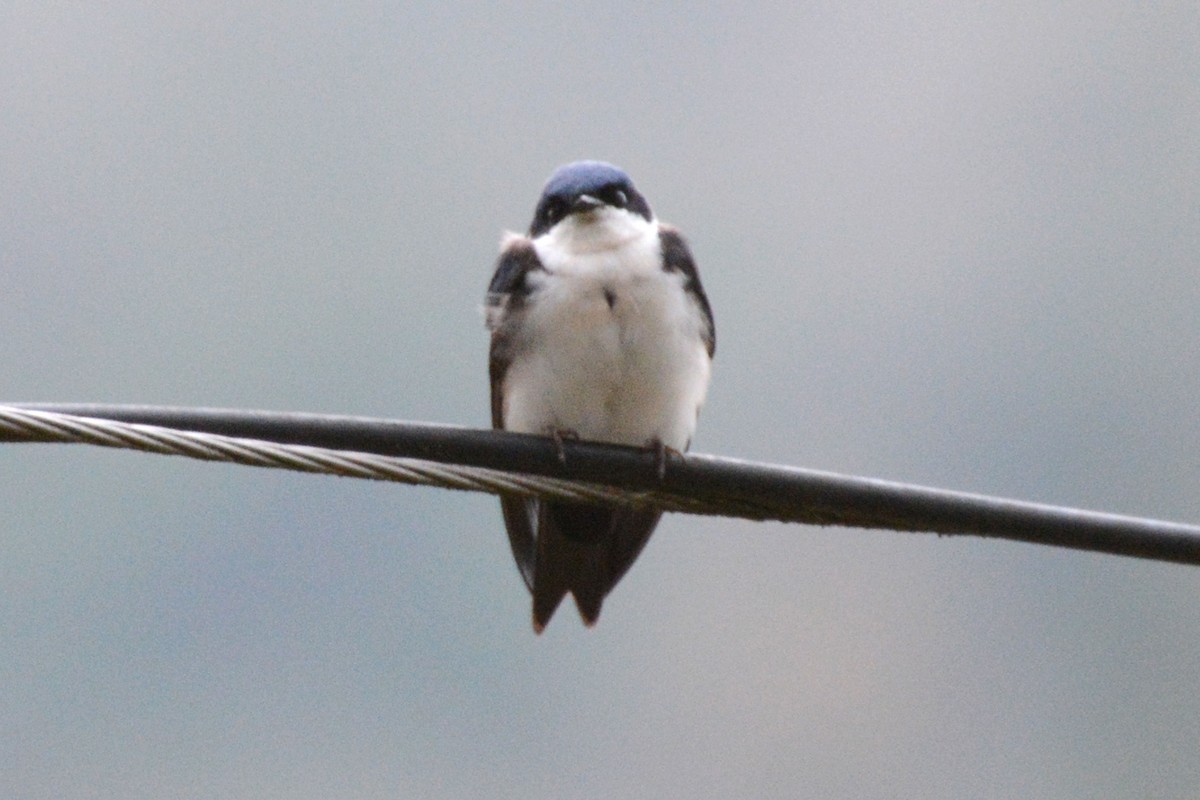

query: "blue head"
xmin=528 ymin=160 xmax=653 ymax=237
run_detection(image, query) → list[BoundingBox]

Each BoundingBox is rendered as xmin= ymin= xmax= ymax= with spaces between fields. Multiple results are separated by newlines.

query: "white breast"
xmin=501 ymin=212 xmax=711 ymax=450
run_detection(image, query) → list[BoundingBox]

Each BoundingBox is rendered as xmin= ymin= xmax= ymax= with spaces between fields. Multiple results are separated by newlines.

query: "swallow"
xmin=485 ymin=160 xmax=715 ymax=631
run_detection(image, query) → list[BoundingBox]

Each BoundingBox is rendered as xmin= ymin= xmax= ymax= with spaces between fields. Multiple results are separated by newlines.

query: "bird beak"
xmin=570 ymin=194 xmax=604 ymax=213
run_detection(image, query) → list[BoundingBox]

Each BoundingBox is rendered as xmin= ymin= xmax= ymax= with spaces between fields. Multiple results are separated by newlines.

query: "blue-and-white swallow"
xmin=485 ymin=161 xmax=715 ymax=632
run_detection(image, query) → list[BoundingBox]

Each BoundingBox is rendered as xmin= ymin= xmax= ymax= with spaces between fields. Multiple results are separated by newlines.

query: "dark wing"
xmin=486 ymin=235 xmax=544 ymax=427
xmin=659 ymin=225 xmax=715 ymax=357
xmin=487 ymin=237 xmax=545 ymax=591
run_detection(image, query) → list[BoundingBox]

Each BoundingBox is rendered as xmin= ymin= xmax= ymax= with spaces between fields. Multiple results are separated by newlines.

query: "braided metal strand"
xmin=0 ymin=406 xmax=709 ymax=513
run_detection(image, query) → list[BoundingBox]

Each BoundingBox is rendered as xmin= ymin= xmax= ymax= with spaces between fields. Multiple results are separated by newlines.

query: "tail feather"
xmin=526 ymin=500 xmax=662 ymax=632
xmin=532 ymin=502 xmax=610 ymax=631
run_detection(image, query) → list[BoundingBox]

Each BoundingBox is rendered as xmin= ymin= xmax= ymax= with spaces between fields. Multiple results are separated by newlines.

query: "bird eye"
xmin=612 ymin=189 xmax=628 ymax=207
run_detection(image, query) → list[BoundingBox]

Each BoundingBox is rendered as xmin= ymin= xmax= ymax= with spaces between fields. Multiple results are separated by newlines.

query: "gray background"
xmin=3 ymin=2 xmax=1199 ymax=797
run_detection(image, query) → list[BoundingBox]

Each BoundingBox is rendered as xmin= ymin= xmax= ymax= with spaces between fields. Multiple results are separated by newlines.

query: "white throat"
xmin=539 ymin=207 xmax=656 ymax=258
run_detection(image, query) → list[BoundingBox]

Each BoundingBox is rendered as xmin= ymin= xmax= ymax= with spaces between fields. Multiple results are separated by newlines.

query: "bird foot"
xmin=646 ymin=438 xmax=683 ymax=481
xmin=546 ymin=427 xmax=581 ymax=464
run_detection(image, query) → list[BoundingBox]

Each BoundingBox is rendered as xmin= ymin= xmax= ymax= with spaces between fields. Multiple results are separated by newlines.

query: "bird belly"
xmin=503 ymin=268 xmax=709 ymax=451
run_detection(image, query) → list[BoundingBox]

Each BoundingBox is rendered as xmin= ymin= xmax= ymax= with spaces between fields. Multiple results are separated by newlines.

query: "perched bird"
xmin=485 ymin=161 xmax=715 ymax=632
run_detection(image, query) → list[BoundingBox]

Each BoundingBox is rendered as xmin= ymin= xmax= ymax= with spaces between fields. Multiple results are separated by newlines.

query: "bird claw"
xmin=648 ymin=439 xmax=682 ymax=481
xmin=547 ymin=427 xmax=580 ymax=464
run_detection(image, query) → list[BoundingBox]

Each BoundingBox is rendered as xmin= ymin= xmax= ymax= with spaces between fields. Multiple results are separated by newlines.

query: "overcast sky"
xmin=3 ymin=2 xmax=1199 ymax=797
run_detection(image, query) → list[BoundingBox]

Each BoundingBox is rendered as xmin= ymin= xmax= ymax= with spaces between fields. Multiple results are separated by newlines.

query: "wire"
xmin=3 ymin=403 xmax=1200 ymax=567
